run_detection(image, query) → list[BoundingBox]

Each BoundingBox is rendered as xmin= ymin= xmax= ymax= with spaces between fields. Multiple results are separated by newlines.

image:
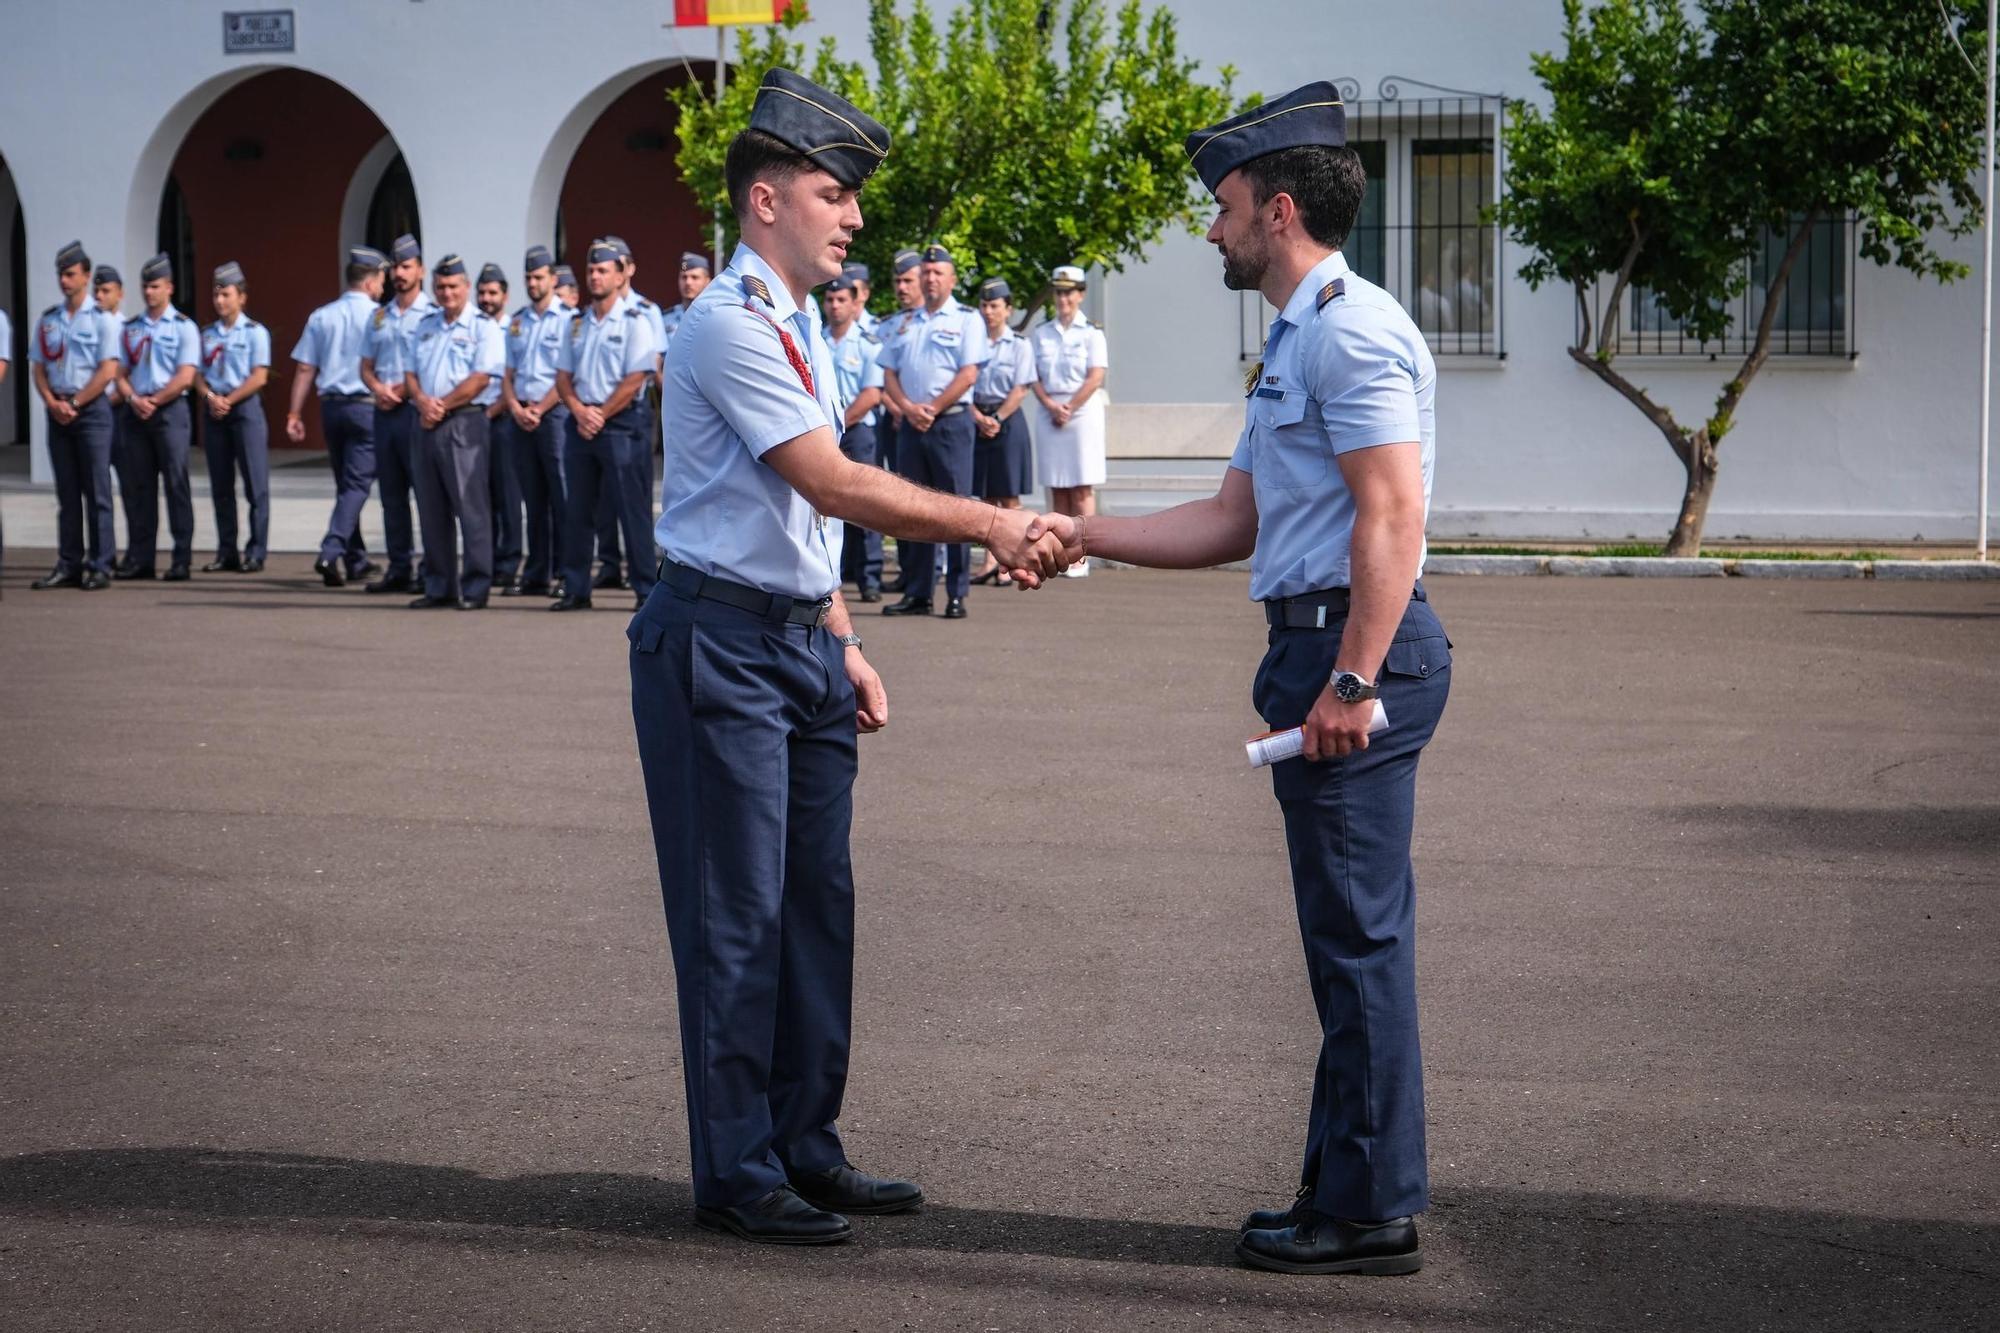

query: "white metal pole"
xmin=1981 ymin=0 xmax=1995 ymax=560
xmin=714 ymin=27 xmax=728 ymax=272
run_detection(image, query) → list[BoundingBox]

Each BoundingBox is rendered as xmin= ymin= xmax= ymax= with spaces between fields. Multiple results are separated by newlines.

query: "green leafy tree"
xmin=669 ymin=0 xmax=1240 ymax=320
xmin=1497 ymin=0 xmax=1990 ymax=555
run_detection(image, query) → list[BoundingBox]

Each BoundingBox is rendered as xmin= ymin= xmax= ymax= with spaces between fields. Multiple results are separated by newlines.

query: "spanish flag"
xmin=672 ymin=0 xmax=803 ymax=23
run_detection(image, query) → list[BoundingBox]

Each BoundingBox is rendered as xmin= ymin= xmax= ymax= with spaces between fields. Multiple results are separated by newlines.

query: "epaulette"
xmin=125 ymin=315 xmax=143 ymax=326
xmin=622 ymin=306 xmax=642 ymax=319
xmin=244 ymin=318 xmax=262 ymax=330
xmin=512 ymin=304 xmax=532 ymax=320
xmin=1315 ymin=278 xmax=1346 ymax=311
xmin=742 ymin=274 xmax=774 ymax=307
xmin=862 ymin=331 xmax=880 ymax=345
xmin=636 ymin=298 xmax=656 ymax=311
xmin=42 ymin=303 xmax=61 ymax=317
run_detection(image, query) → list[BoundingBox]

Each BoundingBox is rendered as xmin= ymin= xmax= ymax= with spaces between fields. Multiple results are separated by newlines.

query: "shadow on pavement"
xmin=1803 ymin=608 xmax=2000 ymax=620
xmin=1664 ymin=803 xmax=2000 ymax=854
xmin=0 ymin=1146 xmax=1991 ymax=1328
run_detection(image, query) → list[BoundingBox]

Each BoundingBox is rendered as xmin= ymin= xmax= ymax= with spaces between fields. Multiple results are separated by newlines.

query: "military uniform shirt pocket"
xmin=1253 ymin=391 xmax=1329 ymax=489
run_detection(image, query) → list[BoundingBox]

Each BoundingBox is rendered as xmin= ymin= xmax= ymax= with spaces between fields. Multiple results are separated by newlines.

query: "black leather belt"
xmin=660 ymin=557 xmax=832 ymax=628
xmin=325 ymin=392 xmax=371 ymax=402
xmin=1264 ymin=581 xmax=1427 ymax=629
xmin=939 ymin=403 xmax=967 ymax=416
xmin=974 ymin=399 xmax=1004 ymax=413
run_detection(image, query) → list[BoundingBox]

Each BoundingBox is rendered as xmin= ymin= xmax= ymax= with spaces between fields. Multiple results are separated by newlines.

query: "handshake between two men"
xmin=979 ymin=508 xmax=1085 ymax=587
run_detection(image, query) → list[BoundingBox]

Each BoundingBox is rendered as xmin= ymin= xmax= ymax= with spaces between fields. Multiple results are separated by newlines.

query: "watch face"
xmin=1333 ymin=673 xmax=1363 ymax=702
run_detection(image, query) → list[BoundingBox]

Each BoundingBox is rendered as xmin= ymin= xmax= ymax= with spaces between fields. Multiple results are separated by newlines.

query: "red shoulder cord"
xmin=741 ymin=300 xmax=816 ymax=398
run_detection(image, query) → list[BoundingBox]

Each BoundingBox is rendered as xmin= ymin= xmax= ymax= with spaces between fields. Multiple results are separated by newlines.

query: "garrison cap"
xmin=921 ymin=243 xmax=954 ymax=265
xmin=825 ymin=272 xmax=859 ymax=295
xmin=747 ymin=68 xmax=889 ymax=189
xmin=523 ymin=244 xmax=555 ymax=273
xmin=680 ymin=251 xmax=711 ymax=273
xmin=390 ymin=233 xmax=422 ymax=264
xmin=1184 ymin=81 xmax=1346 ymax=196
xmin=1050 ymin=264 xmax=1087 ymax=290
xmin=978 ymin=277 xmax=1012 ymax=302
xmin=601 ymin=234 xmax=634 ymax=261
xmin=213 ymin=260 xmax=247 ymax=288
xmin=92 ymin=265 xmax=121 ymax=287
xmin=585 ymin=239 xmax=622 ymax=266
xmin=56 ymin=240 xmax=90 ymax=272
xmin=553 ymin=264 xmax=577 ymax=287
xmin=841 ymin=261 xmax=871 ymax=283
xmin=891 ymin=248 xmax=921 ymax=276
xmin=349 ymin=245 xmax=389 ymax=271
xmin=432 ymin=254 xmax=467 ymax=277
xmin=477 ymin=262 xmax=506 ymax=287
xmin=140 ymin=253 xmax=173 ymax=283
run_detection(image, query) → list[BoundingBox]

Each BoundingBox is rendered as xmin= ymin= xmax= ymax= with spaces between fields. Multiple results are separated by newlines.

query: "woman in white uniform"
xmin=1029 ymin=264 xmax=1108 ymax=577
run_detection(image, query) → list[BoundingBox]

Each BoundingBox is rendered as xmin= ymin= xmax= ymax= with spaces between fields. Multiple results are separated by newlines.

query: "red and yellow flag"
xmin=672 ymin=0 xmax=803 ymax=24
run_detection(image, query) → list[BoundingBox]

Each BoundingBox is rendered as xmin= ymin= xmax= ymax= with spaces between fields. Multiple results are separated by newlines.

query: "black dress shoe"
xmin=1236 ymin=1214 xmax=1421 ymax=1276
xmin=881 ymin=596 xmax=932 ymax=617
xmin=858 ymin=582 xmax=882 ymax=603
xmin=786 ymin=1163 xmax=923 ymax=1216
xmin=348 ymin=559 xmax=379 ymax=581
xmin=549 ymin=594 xmax=594 ymax=611
xmin=1244 ymin=1186 xmax=1317 ymax=1233
xmin=79 ymin=570 xmax=111 ymax=591
xmin=407 ymin=594 xmax=456 ymax=609
xmin=942 ymin=597 xmax=967 ymax=619
xmin=313 ymin=558 xmax=345 ymax=588
xmin=365 ymin=571 xmax=417 ymax=595
xmin=503 ymin=580 xmax=551 ymax=598
xmin=694 ymin=1186 xmax=851 ymax=1246
xmin=592 ymin=567 xmax=626 ymax=590
xmin=201 ymin=555 xmax=242 ymax=573
xmin=163 ymin=564 xmax=191 ymax=582
xmin=31 ymin=568 xmax=81 ymax=590
xmin=242 ymin=558 xmax=266 ymax=574
xmin=457 ymin=597 xmax=488 ymax=611
xmin=114 ymin=564 xmax=155 ymax=581
xmin=491 ymin=575 xmax=519 ymax=594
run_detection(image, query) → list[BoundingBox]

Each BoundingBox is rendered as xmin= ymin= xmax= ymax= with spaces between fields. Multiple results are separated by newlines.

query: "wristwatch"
xmin=1330 ymin=669 xmax=1378 ymax=703
xmin=837 ymin=633 xmax=863 ymax=650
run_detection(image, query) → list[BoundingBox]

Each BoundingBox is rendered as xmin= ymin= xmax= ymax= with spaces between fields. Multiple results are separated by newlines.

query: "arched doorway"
xmin=155 ymin=69 xmax=415 ymax=450
xmin=554 ymin=67 xmax=711 ymax=297
xmin=2 ymin=152 xmax=24 ymax=447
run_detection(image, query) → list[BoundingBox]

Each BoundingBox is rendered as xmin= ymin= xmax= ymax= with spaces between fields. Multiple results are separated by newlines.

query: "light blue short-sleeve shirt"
xmin=201 ymin=315 xmax=271 ymax=394
xmin=0 ymin=309 xmax=11 ymax=365
xmin=504 ymin=299 xmax=572 ymax=403
xmin=873 ymin=296 xmax=989 ymax=401
xmin=407 ymin=305 xmax=505 ymax=400
xmin=30 ymin=300 xmax=122 ymax=394
xmin=828 ymin=323 xmax=883 ymax=429
xmin=656 ymin=242 xmax=843 ymax=599
xmin=973 ymin=328 xmax=1034 ymax=402
xmin=555 ymin=292 xmax=658 ymax=403
xmin=1230 ymin=250 xmax=1435 ymax=601
xmin=291 ymin=289 xmax=379 ymax=396
xmin=120 ymin=308 xmax=200 ymax=395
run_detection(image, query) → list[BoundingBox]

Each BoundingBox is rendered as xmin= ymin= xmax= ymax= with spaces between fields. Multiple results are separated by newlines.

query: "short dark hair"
xmin=725 ymin=128 xmax=818 ymax=220
xmin=1239 ymin=145 xmax=1366 ymax=250
xmin=345 ymin=261 xmax=378 ymax=285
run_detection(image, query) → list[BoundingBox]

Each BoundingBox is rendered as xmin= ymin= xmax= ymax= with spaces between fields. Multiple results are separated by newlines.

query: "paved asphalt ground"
xmin=1 ymin=556 xmax=1995 ymax=1331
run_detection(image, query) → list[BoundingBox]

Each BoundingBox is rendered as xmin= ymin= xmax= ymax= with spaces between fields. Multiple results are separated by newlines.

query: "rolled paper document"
xmin=1246 ymin=700 xmax=1389 ymax=768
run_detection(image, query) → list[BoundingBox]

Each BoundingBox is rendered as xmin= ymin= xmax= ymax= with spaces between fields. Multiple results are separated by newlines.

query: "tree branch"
xmin=1597 ymin=214 xmax=1647 ymax=361
xmin=1566 ymin=344 xmax=1693 ymax=468
xmin=1712 ymin=205 xmax=1821 ymax=438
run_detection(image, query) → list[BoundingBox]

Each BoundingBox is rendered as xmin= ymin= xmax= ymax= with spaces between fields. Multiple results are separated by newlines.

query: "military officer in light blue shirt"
xmin=196 ymin=261 xmax=272 ymax=573
xmin=28 ymin=241 xmax=124 ymax=589
xmin=633 ymin=68 xmax=1063 ymax=1247
xmin=840 ymin=263 xmax=877 ymax=334
xmin=876 ymin=243 xmax=990 ymax=618
xmin=663 ymin=251 xmax=712 ymax=345
xmin=357 ymin=232 xmax=434 ymax=593
xmin=1029 ymin=83 xmax=1450 ymax=1278
xmin=551 ymin=240 xmax=659 ymax=609
xmin=289 ymin=245 xmax=389 ymax=586
xmin=590 ymin=235 xmax=667 ymax=593
xmin=113 ymin=253 xmax=201 ymax=580
xmin=403 ymin=254 xmax=505 ymax=610
xmin=501 ymin=244 xmax=572 ymax=596
xmin=475 ymin=262 xmax=523 ymax=592
xmin=968 ymin=277 xmax=1037 ymax=585
xmin=822 ymin=270 xmax=885 ymax=600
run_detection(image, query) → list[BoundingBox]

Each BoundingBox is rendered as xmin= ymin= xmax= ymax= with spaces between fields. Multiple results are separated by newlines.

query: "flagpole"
xmin=713 ymin=26 xmax=728 ymax=272
xmin=1981 ymin=0 xmax=1996 ymax=560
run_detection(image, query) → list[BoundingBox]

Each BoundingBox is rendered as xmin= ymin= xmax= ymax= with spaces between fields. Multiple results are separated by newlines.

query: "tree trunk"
xmin=1664 ymin=428 xmax=1719 ymax=557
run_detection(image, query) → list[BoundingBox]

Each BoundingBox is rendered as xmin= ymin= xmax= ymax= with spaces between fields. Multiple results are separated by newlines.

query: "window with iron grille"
xmin=1240 ymin=89 xmax=1505 ymax=361
xmin=1606 ymin=214 xmax=1855 ymax=359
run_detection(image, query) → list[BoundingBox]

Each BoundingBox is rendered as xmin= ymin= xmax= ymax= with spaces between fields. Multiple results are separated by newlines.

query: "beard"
xmin=1220 ymin=234 xmax=1268 ymax=292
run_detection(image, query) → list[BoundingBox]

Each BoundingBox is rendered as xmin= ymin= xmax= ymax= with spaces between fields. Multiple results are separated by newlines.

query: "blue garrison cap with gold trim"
xmin=524 ymin=245 xmax=555 ymax=273
xmin=1184 ymin=81 xmax=1346 ymax=196
xmin=390 ymin=233 xmax=421 ymax=264
xmin=349 ymin=245 xmax=389 ymax=271
xmin=601 ymin=234 xmax=634 ymax=262
xmin=56 ymin=240 xmax=89 ymax=272
xmin=585 ymin=240 xmax=621 ymax=266
xmin=477 ymin=263 xmax=506 ymax=287
xmin=553 ymin=264 xmax=577 ymax=287
xmin=433 ymin=254 xmax=467 ymax=278
xmin=92 ymin=265 xmax=120 ymax=287
xmin=921 ymin=243 xmax=954 ymax=265
xmin=213 ymin=260 xmax=247 ymax=288
xmin=140 ymin=253 xmax=173 ymax=283
xmin=825 ymin=272 xmax=859 ymax=295
xmin=978 ymin=277 xmax=1012 ymax=302
xmin=891 ymin=248 xmax=921 ymax=276
xmin=748 ymin=68 xmax=889 ymax=189
xmin=680 ymin=251 xmax=711 ymax=274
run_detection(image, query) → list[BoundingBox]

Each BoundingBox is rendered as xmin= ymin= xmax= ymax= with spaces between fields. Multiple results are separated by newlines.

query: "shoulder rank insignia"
xmin=1316 ymin=278 xmax=1346 ymax=311
xmin=862 ymin=331 xmax=880 ymax=345
xmin=742 ymin=274 xmax=773 ymax=307
xmin=508 ymin=318 xmax=522 ymax=337
xmin=372 ymin=308 xmax=388 ymax=328
xmin=1243 ymin=359 xmax=1263 ymax=398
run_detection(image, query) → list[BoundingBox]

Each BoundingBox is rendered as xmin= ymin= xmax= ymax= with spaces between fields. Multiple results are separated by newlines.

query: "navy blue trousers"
xmin=838 ymin=420 xmax=884 ymax=591
xmin=317 ymin=399 xmax=374 ymax=570
xmin=511 ymin=406 xmax=568 ymax=586
xmin=1253 ymin=590 xmax=1452 ymax=1222
xmin=488 ymin=411 xmax=524 ymax=581
xmin=894 ymin=411 xmax=974 ymax=601
xmin=373 ymin=402 xmax=420 ymax=576
xmin=121 ymin=399 xmax=195 ymax=569
xmin=561 ymin=406 xmax=655 ymax=599
xmin=205 ymin=396 xmax=270 ymax=562
xmin=629 ymin=584 xmax=859 ymax=1206
xmin=596 ymin=482 xmax=624 ymax=576
xmin=48 ymin=397 xmax=117 ymax=575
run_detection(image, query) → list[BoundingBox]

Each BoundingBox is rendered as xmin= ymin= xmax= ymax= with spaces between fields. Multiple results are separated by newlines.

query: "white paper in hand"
xmin=1246 ymin=700 xmax=1389 ymax=768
